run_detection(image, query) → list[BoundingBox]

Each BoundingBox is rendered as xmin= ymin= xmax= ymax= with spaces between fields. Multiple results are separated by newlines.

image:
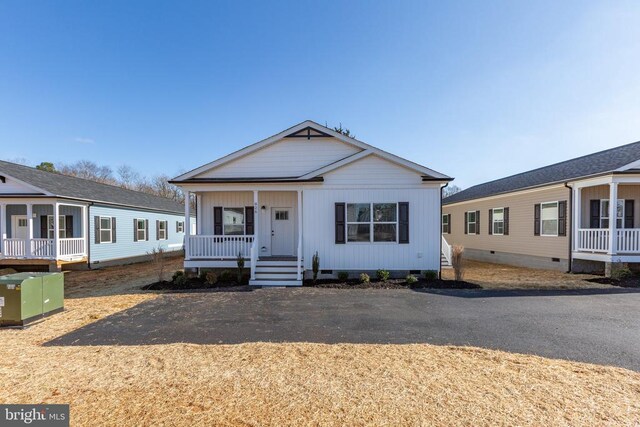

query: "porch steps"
xmin=250 ymin=258 xmax=303 ymax=287
xmin=441 ymin=254 xmax=452 ymax=269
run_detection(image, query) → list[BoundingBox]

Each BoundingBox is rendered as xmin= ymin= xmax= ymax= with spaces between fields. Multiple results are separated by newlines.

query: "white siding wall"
xmin=302 ymin=188 xmax=441 ymax=271
xmin=195 ymin=137 xmax=361 ymax=178
xmin=323 ymin=154 xmax=424 ymax=185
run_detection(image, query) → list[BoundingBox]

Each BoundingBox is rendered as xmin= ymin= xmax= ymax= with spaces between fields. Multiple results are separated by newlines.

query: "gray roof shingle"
xmin=0 ymin=160 xmax=184 ymax=214
xmin=444 ymin=140 xmax=640 ymax=205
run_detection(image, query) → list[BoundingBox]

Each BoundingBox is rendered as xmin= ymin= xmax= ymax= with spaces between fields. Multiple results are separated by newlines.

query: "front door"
xmin=271 ymin=208 xmax=294 ymax=256
xmin=12 ymin=215 xmax=28 ymax=239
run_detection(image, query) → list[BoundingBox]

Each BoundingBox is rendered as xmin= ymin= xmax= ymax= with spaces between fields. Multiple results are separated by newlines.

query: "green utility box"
xmin=0 ymin=272 xmax=64 ymax=326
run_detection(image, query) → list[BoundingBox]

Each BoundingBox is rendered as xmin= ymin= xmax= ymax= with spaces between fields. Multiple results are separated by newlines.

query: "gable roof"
xmin=444 ymin=140 xmax=640 ymax=205
xmin=0 ymin=160 xmax=185 ymax=214
xmin=171 ymin=120 xmax=452 ymax=182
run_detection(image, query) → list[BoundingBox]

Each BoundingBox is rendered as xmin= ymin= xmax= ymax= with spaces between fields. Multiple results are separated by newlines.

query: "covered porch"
xmin=184 ymin=188 xmax=303 ymax=284
xmin=0 ymin=199 xmax=89 ymax=262
xmin=572 ymin=176 xmax=640 ymax=264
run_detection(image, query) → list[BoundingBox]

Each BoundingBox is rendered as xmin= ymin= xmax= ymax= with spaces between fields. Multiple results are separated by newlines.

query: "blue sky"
xmin=1 ymin=1 xmax=639 ymax=188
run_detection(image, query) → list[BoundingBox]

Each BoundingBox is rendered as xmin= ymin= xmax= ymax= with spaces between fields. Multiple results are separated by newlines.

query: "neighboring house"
xmin=442 ymin=142 xmax=640 ymax=276
xmin=170 ymin=120 xmax=452 ymax=286
xmin=0 ymin=160 xmax=188 ymax=271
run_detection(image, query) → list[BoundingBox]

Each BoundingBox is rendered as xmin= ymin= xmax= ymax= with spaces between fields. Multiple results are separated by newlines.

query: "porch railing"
xmin=441 ymin=235 xmax=453 ymax=265
xmin=60 ymin=238 xmax=86 ymax=257
xmin=188 ymin=235 xmax=254 ymax=259
xmin=577 ymin=229 xmax=609 ymax=253
xmin=617 ymin=229 xmax=640 ymax=253
xmin=1 ymin=238 xmax=86 ymax=259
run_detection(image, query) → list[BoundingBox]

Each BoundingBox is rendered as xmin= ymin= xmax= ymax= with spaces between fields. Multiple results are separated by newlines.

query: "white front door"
xmin=12 ymin=215 xmax=28 ymax=239
xmin=271 ymin=207 xmax=294 ymax=256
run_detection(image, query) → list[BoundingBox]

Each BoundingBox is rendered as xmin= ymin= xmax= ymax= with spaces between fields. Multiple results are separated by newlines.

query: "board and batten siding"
xmin=0 ymin=176 xmax=40 ymax=194
xmin=322 ymin=154 xmax=424 ymax=186
xmin=442 ymin=185 xmax=571 ymax=261
xmin=194 ymin=137 xmax=361 ymax=178
xmin=89 ymin=205 xmax=185 ymax=264
xmin=579 ymin=184 xmax=640 ymax=228
xmin=198 ymin=191 xmax=299 ymax=256
xmin=302 ymin=188 xmax=441 ymax=271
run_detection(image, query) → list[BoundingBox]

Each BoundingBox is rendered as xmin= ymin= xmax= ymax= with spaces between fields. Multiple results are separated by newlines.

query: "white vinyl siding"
xmin=323 ymin=155 xmax=423 ymax=186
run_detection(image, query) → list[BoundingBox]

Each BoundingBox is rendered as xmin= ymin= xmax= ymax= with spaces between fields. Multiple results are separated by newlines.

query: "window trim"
xmin=491 ymin=208 xmax=504 ymax=236
xmin=442 ymin=214 xmax=450 ymax=234
xmin=466 ymin=210 xmax=477 ymax=235
xmin=540 ymin=201 xmax=559 ymax=237
xmin=99 ymin=216 xmax=113 ymax=243
xmin=346 ymin=202 xmax=399 ymax=244
xmin=158 ymin=220 xmax=168 ymax=240
xmin=135 ymin=219 xmax=146 ymax=242
xmin=223 ymin=207 xmax=246 ymax=236
xmin=599 ymin=199 xmax=625 ymax=229
xmin=47 ymin=215 xmax=67 ymax=239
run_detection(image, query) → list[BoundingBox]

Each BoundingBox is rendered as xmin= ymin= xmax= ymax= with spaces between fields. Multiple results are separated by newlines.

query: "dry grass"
xmin=442 ymin=260 xmax=611 ymax=290
xmin=1 ymin=259 xmax=639 ymax=426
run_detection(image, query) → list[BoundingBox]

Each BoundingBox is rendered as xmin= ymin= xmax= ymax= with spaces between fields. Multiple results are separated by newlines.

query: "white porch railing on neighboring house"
xmin=188 ymin=235 xmax=254 ymax=259
xmin=60 ymin=238 xmax=86 ymax=257
xmin=577 ymin=229 xmax=610 ymax=253
xmin=441 ymin=235 xmax=452 ymax=265
xmin=2 ymin=238 xmax=27 ymax=257
xmin=617 ymin=229 xmax=640 ymax=253
xmin=30 ymin=238 xmax=55 ymax=258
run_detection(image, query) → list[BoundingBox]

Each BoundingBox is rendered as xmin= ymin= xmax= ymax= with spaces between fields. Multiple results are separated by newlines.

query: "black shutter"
xmin=534 ymin=204 xmax=541 ymax=236
xmin=40 ymin=215 xmax=48 ymax=239
xmin=94 ymin=216 xmax=101 ymax=244
xmin=111 ymin=217 xmax=117 ymax=243
xmin=245 ymin=206 xmax=254 ymax=235
xmin=156 ymin=220 xmax=160 ymax=240
xmin=504 ymin=207 xmax=510 ymax=236
xmin=558 ymin=201 xmax=567 ymax=236
xmin=176 ymin=221 xmax=179 ymax=233
xmin=145 ymin=219 xmax=149 ymax=241
xmin=335 ymin=203 xmax=346 ymax=244
xmin=65 ymin=216 xmax=73 ymax=238
xmin=475 ymin=210 xmax=480 ymax=235
xmin=488 ymin=209 xmax=493 ymax=235
xmin=214 ymin=207 xmax=223 ymax=235
xmin=133 ymin=219 xmax=138 ymax=242
xmin=625 ymin=200 xmax=634 ymax=228
xmin=448 ymin=214 xmax=452 ymax=234
xmin=165 ymin=220 xmax=169 ymax=239
xmin=399 ymin=202 xmax=409 ymax=244
xmin=464 ymin=212 xmax=468 ymax=234
xmin=590 ymin=200 xmax=600 ymax=229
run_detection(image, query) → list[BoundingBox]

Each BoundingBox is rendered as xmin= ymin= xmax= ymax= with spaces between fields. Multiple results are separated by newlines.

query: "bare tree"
xmin=443 ymin=184 xmax=462 ymax=198
xmin=59 ymin=160 xmax=115 ymax=184
xmin=116 ymin=165 xmax=142 ymax=190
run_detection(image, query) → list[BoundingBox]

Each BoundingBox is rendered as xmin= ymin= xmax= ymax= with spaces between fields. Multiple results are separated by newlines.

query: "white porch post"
xmin=252 ymin=190 xmax=259 ymax=281
xmin=185 ymin=191 xmax=191 ymax=260
xmin=26 ymin=203 xmax=33 ymax=257
xmin=297 ymin=190 xmax=302 ymax=281
xmin=82 ymin=205 xmax=88 ymax=256
xmin=607 ymin=182 xmax=618 ymax=255
xmin=0 ymin=203 xmax=6 ymax=255
xmin=573 ymin=186 xmax=581 ymax=252
xmin=53 ymin=202 xmax=60 ymax=259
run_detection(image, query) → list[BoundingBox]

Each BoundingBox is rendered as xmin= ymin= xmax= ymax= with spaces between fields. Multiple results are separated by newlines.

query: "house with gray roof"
xmin=0 ymin=160 xmax=188 ymax=271
xmin=442 ymin=141 xmax=640 ymax=276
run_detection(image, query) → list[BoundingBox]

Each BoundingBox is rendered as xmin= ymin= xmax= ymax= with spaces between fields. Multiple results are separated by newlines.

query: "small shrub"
xmin=359 ymin=273 xmax=370 ymax=284
xmin=237 ymin=252 xmax=245 ymax=283
xmin=205 ymin=271 xmax=218 ymax=285
xmin=173 ymin=272 xmax=187 ymax=287
xmin=148 ymin=246 xmax=168 ymax=282
xmin=376 ymin=269 xmax=390 ymax=282
xmin=337 ymin=271 xmax=349 ymax=281
xmin=405 ymin=274 xmax=418 ymax=285
xmin=611 ymin=267 xmax=633 ymax=281
xmin=423 ymin=270 xmax=438 ymax=281
xmin=172 ymin=270 xmax=184 ymax=282
xmin=220 ymin=269 xmax=232 ymax=283
xmin=199 ymin=270 xmax=208 ymax=281
xmin=312 ymin=251 xmax=320 ymax=283
xmin=451 ymin=245 xmax=465 ymax=281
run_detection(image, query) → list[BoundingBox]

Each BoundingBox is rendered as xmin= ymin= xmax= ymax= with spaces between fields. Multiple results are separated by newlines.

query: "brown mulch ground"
xmin=442 ymin=260 xmax=615 ymax=290
xmin=304 ymin=278 xmax=480 ymax=289
xmin=1 ymin=258 xmax=639 ymax=425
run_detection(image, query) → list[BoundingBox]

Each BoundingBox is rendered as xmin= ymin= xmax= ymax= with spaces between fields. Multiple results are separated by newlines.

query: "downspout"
xmin=440 ymin=182 xmax=449 ymax=279
xmin=87 ymin=202 xmax=93 ymax=270
xmin=564 ymin=182 xmax=572 ymax=273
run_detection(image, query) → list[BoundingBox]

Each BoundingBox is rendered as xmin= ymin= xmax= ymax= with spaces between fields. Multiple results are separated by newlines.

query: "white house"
xmin=170 ymin=121 xmax=452 ymax=286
